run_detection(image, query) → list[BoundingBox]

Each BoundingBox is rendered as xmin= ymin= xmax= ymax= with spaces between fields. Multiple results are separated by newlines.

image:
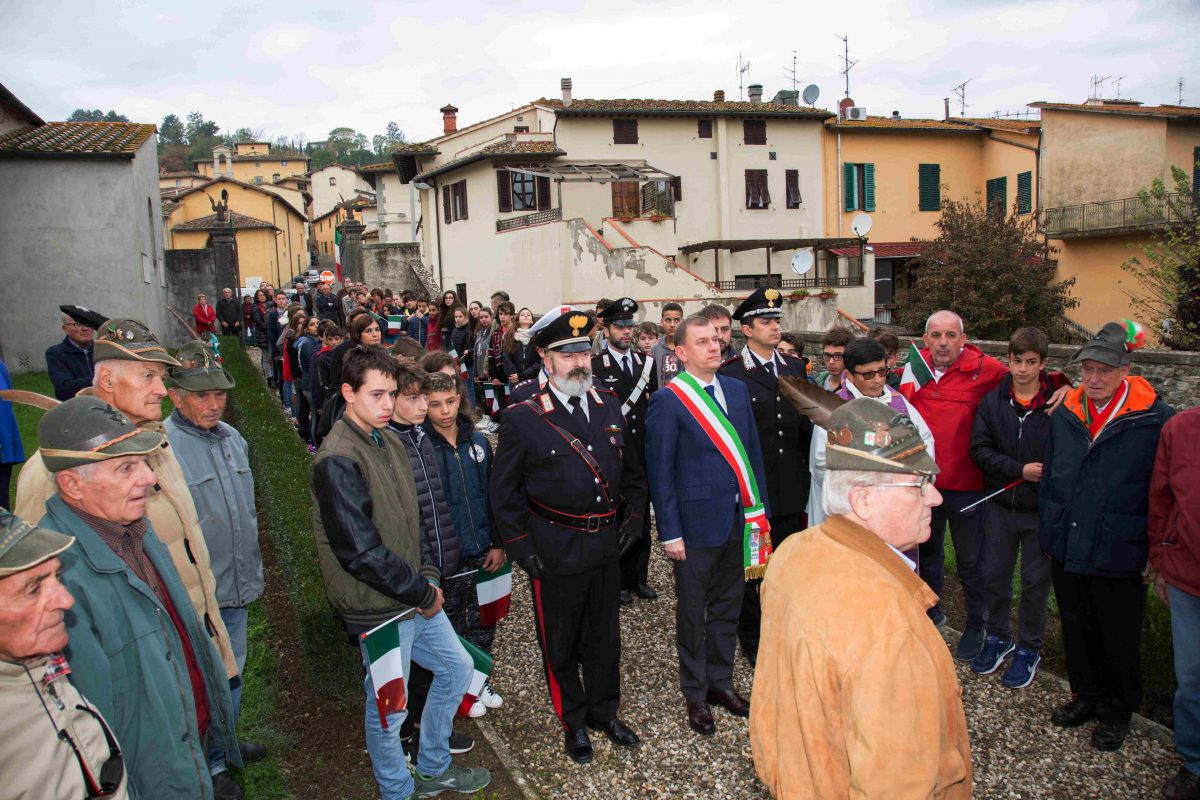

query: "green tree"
xmin=1120 ymin=165 xmax=1200 ymax=350
xmin=385 ymin=120 xmax=405 ymax=145
xmin=327 ymin=127 xmax=358 ymax=158
xmin=158 ymin=144 xmax=192 ymax=172
xmin=185 ymin=111 xmax=220 ymax=144
xmin=309 ymin=149 xmax=334 ymax=170
xmin=159 ymin=114 xmax=185 ymax=147
xmin=897 ymin=194 xmax=1077 ymax=340
xmin=372 ymin=134 xmax=387 ymax=157
xmin=68 ymin=108 xmax=127 ymax=122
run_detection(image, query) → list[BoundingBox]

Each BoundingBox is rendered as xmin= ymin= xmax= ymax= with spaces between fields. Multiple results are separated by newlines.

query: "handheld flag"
xmin=483 ymin=384 xmax=498 ymax=415
xmin=361 ymin=614 xmax=409 ymax=728
xmin=449 ymin=348 xmax=469 ymax=383
xmin=476 ymin=562 xmax=512 ymax=626
xmin=334 ymin=228 xmax=343 ymax=282
xmin=456 ymin=635 xmax=495 ymax=718
xmin=898 ymin=341 xmax=935 ymax=402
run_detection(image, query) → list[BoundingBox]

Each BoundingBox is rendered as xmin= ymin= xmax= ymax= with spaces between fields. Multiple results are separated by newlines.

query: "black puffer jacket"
xmin=387 ymin=422 xmax=461 ymax=577
xmin=969 ymin=374 xmax=1054 ymax=513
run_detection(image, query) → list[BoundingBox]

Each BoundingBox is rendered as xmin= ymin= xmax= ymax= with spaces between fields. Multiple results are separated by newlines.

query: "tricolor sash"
xmin=667 ymin=372 xmax=772 ymax=579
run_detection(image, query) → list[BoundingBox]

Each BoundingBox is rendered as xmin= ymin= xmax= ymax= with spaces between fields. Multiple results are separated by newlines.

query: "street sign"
xmin=319 ymin=270 xmax=335 ymax=284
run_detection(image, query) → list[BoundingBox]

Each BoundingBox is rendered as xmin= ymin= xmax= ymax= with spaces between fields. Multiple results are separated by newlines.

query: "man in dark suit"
xmin=490 ymin=305 xmax=647 ymax=765
xmin=594 ymin=297 xmax=659 ymax=605
xmin=646 ymin=314 xmax=769 ymax=736
xmin=719 ymin=287 xmax=813 ymax=666
xmin=45 ymin=305 xmax=104 ymax=400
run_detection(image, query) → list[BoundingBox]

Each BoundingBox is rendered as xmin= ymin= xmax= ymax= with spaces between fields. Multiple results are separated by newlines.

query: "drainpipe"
xmin=409 ymin=182 xmax=417 ymax=243
xmin=432 ymin=178 xmax=444 ymax=290
xmin=836 ymin=130 xmax=843 ymax=238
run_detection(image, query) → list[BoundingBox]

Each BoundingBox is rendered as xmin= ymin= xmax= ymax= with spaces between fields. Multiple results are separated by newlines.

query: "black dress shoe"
xmin=239 ymin=741 xmax=269 ymax=763
xmin=618 ymin=590 xmax=633 ymax=606
xmin=211 ymin=770 xmax=245 ymax=800
xmin=1051 ymin=696 xmax=1098 ymax=728
xmin=564 ymin=729 xmax=593 ymax=764
xmin=635 ymin=583 xmax=658 ymax=600
xmin=686 ymin=701 xmax=716 ymax=735
xmin=1161 ymin=765 xmax=1200 ymax=800
xmin=706 ymin=689 xmax=751 ymax=718
xmin=587 ymin=718 xmax=641 ymax=748
xmin=1090 ymin=722 xmax=1129 ymax=751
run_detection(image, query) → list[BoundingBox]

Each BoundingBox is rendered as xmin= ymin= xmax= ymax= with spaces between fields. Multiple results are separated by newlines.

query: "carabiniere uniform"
xmin=489 ymin=305 xmax=648 ymax=746
xmin=592 ymin=297 xmax=659 ymax=601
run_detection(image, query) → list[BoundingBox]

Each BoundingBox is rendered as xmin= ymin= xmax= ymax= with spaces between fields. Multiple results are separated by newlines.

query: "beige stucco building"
xmin=309 ymin=164 xmax=375 ymax=220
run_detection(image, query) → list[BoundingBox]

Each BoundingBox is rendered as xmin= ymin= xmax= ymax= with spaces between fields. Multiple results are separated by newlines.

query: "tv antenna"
xmin=1179 ymin=77 xmax=1185 ymax=105
xmin=1089 ymin=74 xmax=1112 ymax=99
xmin=836 ymin=35 xmax=858 ymax=99
xmin=1113 ymin=76 xmax=1126 ymax=98
xmin=952 ymin=79 xmax=972 ymax=115
xmin=783 ymin=50 xmax=798 ymax=92
xmin=736 ymin=52 xmax=751 ymax=100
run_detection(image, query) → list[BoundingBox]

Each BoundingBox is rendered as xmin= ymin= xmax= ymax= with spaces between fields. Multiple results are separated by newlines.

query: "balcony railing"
xmin=712 ymin=275 xmax=865 ymax=291
xmin=496 ymin=207 xmax=561 ymax=232
xmin=1041 ymin=192 xmax=1196 ymax=238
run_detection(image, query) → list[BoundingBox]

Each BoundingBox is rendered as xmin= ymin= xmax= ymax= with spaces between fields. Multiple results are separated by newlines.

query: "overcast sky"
xmin=3 ymin=0 xmax=1197 ymax=144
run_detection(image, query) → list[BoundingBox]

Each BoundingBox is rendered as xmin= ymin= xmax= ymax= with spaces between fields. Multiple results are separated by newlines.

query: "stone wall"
xmin=362 ymin=242 xmax=439 ymax=299
xmin=164 ymin=248 xmax=217 ymax=343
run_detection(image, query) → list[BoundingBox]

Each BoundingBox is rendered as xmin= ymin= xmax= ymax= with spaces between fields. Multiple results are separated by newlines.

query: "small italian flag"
xmin=898 ymin=341 xmax=935 ymax=402
xmin=484 ymin=385 xmax=498 ymax=415
xmin=361 ymin=615 xmax=407 ymax=728
xmin=386 ymin=315 xmax=405 ymax=339
xmin=334 ymin=228 xmax=343 ymax=282
xmin=476 ymin=562 xmax=512 ymax=626
xmin=449 ymin=348 xmax=469 ymax=383
xmin=456 ymin=635 xmax=494 ymax=717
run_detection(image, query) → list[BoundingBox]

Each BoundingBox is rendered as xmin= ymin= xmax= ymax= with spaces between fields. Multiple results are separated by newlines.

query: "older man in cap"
xmin=33 ymin=397 xmax=240 ymax=799
xmin=164 ymin=341 xmax=268 ymax=776
xmin=1040 ymin=320 xmax=1174 ymax=752
xmin=751 ymin=398 xmax=971 ymax=799
xmin=46 ymin=304 xmax=105 ymax=400
xmin=0 ymin=509 xmax=128 ymax=800
xmin=16 ymin=320 xmax=239 ymax=686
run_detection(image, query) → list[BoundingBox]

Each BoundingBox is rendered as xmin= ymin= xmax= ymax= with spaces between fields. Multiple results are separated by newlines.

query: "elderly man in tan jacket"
xmin=751 ymin=398 xmax=972 ymax=799
xmin=15 ymin=318 xmax=237 ymax=679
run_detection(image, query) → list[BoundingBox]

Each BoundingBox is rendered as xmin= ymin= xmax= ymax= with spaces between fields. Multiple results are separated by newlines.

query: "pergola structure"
xmin=679 ymin=237 xmax=862 ymax=285
xmin=503 ymin=161 xmax=674 ymax=182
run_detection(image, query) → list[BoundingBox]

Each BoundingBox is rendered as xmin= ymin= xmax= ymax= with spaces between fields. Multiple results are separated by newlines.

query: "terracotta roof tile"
xmin=957 ymin=117 xmax=1041 ymax=132
xmin=412 ymin=140 xmax=566 ymax=182
xmin=390 ymin=141 xmax=440 ymax=154
xmin=357 ymin=161 xmax=396 ymax=172
xmin=0 ymin=121 xmax=156 ymax=157
xmin=172 ymin=210 xmax=279 ymax=232
xmin=1031 ymin=102 xmax=1200 ymax=119
xmin=828 ymin=116 xmax=982 ymax=131
xmin=554 ymin=98 xmax=831 ymax=118
xmin=159 ymin=170 xmax=204 ymax=178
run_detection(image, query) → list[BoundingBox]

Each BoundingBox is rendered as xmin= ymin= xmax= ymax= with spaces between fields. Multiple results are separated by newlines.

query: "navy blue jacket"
xmin=425 ymin=418 xmax=500 ymax=559
xmin=969 ymin=374 xmax=1054 ymax=513
xmin=406 ymin=313 xmax=429 ymax=347
xmin=387 ymin=421 xmax=461 ymax=576
xmin=645 ymin=373 xmax=769 ymax=548
xmin=45 ymin=337 xmax=94 ymax=400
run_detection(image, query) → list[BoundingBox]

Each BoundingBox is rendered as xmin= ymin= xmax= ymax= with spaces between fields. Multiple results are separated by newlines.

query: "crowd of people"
xmin=0 ymin=282 xmax=1196 ymax=800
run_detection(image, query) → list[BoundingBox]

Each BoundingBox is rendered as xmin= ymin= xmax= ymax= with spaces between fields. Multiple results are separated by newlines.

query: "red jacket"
xmin=193 ymin=303 xmax=217 ymax=334
xmin=904 ymin=344 xmax=1007 ymax=492
xmin=1148 ymin=407 xmax=1200 ymax=596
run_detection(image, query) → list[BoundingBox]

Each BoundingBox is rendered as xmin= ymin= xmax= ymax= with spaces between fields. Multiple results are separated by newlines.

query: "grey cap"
xmin=1070 ymin=320 xmax=1146 ymax=368
xmin=0 ymin=509 xmax=74 ymax=577
xmin=167 ymin=340 xmax=235 ymax=391
xmin=38 ymin=396 xmax=167 ymax=472
xmin=93 ymin=318 xmax=181 ymax=365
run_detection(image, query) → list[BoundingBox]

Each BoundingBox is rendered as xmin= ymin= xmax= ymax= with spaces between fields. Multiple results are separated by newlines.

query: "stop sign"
xmin=319 ymin=270 xmax=335 ymax=284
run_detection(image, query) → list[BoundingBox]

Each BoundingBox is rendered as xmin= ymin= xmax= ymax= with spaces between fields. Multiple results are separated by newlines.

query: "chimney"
xmin=771 ymin=89 xmax=799 ymax=106
xmin=748 ymin=84 xmax=763 ymax=104
xmin=892 ymin=110 xmax=900 ymax=118
xmin=440 ymin=104 xmax=459 ymax=135
xmin=944 ymin=97 xmax=950 ymax=120
xmin=561 ymin=78 xmax=573 ymax=107
xmin=714 ymin=89 xmax=726 ymax=103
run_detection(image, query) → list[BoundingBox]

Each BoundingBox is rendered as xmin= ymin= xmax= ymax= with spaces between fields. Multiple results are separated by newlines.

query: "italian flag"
xmin=334 ymin=228 xmax=343 ymax=282
xmin=483 ymin=385 xmax=498 ymax=415
xmin=386 ymin=315 xmax=405 ymax=339
xmin=361 ymin=616 xmax=407 ymax=728
xmin=449 ymin=348 xmax=470 ymax=383
xmin=456 ymin=635 xmax=494 ymax=717
xmin=476 ymin=562 xmax=512 ymax=626
xmin=898 ymin=341 xmax=935 ymax=402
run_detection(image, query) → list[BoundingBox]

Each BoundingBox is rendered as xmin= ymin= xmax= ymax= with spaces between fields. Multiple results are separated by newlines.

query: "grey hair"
xmin=924 ymin=310 xmax=964 ymax=334
xmin=93 ymin=358 xmax=156 ymax=388
xmin=62 ymin=313 xmax=75 ymax=325
xmin=822 ymin=469 xmax=886 ymax=517
xmin=63 ymin=461 xmax=104 ymax=483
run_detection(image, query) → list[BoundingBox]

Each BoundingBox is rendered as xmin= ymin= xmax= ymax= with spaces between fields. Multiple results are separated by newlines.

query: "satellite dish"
xmin=851 ymin=213 xmax=873 ymax=237
xmin=802 ymin=84 xmax=820 ymax=105
xmin=790 ymin=250 xmax=815 ymax=275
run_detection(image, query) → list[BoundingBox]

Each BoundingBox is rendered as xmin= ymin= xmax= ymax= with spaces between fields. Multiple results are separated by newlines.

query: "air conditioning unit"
xmin=846 ymin=107 xmax=868 ymax=121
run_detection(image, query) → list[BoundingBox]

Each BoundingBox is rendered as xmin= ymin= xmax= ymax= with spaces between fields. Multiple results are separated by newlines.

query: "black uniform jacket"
xmin=590 ymin=348 xmax=659 ymax=459
xmin=490 ymin=387 xmax=648 ymax=575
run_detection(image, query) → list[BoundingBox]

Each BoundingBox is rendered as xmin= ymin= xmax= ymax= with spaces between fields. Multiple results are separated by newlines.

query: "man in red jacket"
xmin=1148 ymin=406 xmax=1200 ymax=800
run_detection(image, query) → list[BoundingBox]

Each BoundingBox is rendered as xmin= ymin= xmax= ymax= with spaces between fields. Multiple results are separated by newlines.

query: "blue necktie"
xmin=704 ymin=384 xmax=728 ymax=417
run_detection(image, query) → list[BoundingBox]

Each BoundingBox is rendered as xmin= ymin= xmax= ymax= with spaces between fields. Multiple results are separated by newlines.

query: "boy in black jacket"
xmin=968 ymin=327 xmax=1055 ymax=689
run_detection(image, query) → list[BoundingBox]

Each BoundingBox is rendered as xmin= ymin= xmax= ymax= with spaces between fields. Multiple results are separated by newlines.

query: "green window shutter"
xmin=1017 ymin=171 xmax=1032 ymax=214
xmin=1192 ymin=147 xmax=1199 ymax=198
xmin=863 ymin=163 xmax=876 ymax=212
xmin=986 ymin=176 xmax=1007 ymax=215
xmin=843 ymin=163 xmax=857 ymax=211
xmin=918 ymin=163 xmax=941 ymax=211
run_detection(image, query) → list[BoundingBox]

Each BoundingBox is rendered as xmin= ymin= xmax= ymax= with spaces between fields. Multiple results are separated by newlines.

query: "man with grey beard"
xmin=490 ymin=305 xmax=648 ymax=766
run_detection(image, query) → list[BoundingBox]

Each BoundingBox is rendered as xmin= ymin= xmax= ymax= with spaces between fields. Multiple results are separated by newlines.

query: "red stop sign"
xmin=319 ymin=270 xmax=335 ymax=284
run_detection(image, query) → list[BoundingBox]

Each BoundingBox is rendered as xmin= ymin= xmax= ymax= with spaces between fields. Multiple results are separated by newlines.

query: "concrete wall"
xmin=163 ymin=248 xmax=218 ymax=344
xmin=376 ymin=172 xmax=415 ymax=244
xmin=362 ymin=242 xmax=436 ymax=298
xmin=1051 ymin=232 xmax=1154 ymax=332
xmin=1165 ymin=122 xmax=1200 ymax=185
xmin=0 ymin=138 xmax=170 ymax=373
xmin=1040 ymin=110 xmax=1167 ymax=208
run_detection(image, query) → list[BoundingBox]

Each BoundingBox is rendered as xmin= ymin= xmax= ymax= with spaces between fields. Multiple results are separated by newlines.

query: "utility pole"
xmin=952 ymin=79 xmax=972 ymax=116
xmin=836 ymin=35 xmax=857 ymax=99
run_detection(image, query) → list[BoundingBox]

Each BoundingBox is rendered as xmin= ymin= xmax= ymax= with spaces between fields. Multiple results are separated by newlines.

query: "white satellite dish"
xmin=802 ymin=84 xmax=820 ymax=105
xmin=790 ymin=249 xmax=815 ymax=275
xmin=851 ymin=213 xmax=873 ymax=237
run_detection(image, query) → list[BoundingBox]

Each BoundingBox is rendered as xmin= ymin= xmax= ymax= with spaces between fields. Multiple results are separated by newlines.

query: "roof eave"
xmin=0 ymin=83 xmax=44 ymax=127
xmin=411 ymin=148 xmax=567 ymax=183
xmin=0 ymin=149 xmax=137 ymax=160
xmin=556 ymin=108 xmax=833 ymax=120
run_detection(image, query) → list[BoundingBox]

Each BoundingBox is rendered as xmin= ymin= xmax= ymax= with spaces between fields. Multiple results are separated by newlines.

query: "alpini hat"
xmin=168 ymin=340 xmax=235 ymax=391
xmin=38 ymin=396 xmax=167 ymax=473
xmin=825 ymin=397 xmax=939 ymax=476
xmin=1071 ymin=319 xmax=1146 ymax=368
xmin=93 ymin=318 xmax=181 ymax=365
xmin=0 ymin=509 xmax=75 ymax=577
xmin=531 ymin=305 xmax=595 ymax=353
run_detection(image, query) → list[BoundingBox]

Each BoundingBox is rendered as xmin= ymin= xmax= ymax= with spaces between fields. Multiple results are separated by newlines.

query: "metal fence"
xmin=496 ymin=207 xmax=562 ymax=232
xmin=711 ymin=275 xmax=865 ymax=291
xmin=1041 ymin=192 xmax=1196 ymax=238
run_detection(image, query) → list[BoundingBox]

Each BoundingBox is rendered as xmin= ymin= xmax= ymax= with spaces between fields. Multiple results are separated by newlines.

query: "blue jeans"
xmin=208 ymin=606 xmax=249 ymax=774
xmin=1170 ymin=584 xmax=1200 ymax=774
xmin=359 ymin=611 xmax=472 ymax=800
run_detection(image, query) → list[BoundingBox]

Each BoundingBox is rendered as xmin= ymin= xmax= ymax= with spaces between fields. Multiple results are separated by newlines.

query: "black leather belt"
xmin=529 ymin=500 xmax=616 ymax=532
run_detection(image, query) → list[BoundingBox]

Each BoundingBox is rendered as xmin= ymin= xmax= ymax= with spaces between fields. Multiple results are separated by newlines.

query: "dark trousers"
xmin=737 ymin=511 xmax=806 ymax=662
xmin=918 ymin=488 xmax=986 ymax=628
xmin=220 ymin=322 xmax=239 ymax=337
xmin=529 ymin=561 xmax=621 ymax=731
xmin=982 ymin=505 xmax=1051 ymax=650
xmin=0 ymin=462 xmax=11 ymax=510
xmin=1051 ymin=560 xmax=1147 ymax=724
xmin=673 ymin=520 xmax=744 ymax=702
xmin=619 ymin=498 xmax=653 ymax=590
xmin=298 ymin=390 xmax=312 ymax=444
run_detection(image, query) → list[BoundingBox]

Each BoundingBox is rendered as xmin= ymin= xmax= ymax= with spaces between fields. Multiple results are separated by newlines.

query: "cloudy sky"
xmin=3 ymin=0 xmax=1197 ymax=144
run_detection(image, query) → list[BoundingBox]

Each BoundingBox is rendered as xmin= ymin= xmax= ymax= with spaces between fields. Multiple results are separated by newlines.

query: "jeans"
xmin=208 ymin=606 xmax=249 ymax=774
xmin=359 ymin=611 xmax=472 ymax=799
xmin=1170 ymin=584 xmax=1200 ymax=774
xmin=919 ymin=488 xmax=987 ymax=628
xmin=282 ymin=380 xmax=293 ymax=412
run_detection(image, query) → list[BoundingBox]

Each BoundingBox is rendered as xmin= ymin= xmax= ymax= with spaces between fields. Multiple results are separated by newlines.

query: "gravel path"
xmin=486 ymin=546 xmax=1184 ymax=799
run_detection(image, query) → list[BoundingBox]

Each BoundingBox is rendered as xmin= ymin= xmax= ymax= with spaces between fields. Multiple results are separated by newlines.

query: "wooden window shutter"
xmin=986 ymin=176 xmax=1007 ymax=215
xmin=863 ymin=163 xmax=876 ymax=212
xmin=743 ymin=119 xmax=766 ymax=145
xmin=671 ymin=176 xmax=682 ymax=202
xmin=497 ymin=170 xmax=512 ymax=213
xmin=535 ymin=176 xmax=551 ymax=211
xmin=443 ymin=184 xmax=452 ymax=224
xmin=918 ymin=163 xmax=941 ymax=211
xmin=1016 ymin=171 xmax=1032 ymax=214
xmin=698 ymin=119 xmax=713 ymax=138
xmin=1194 ymin=147 xmax=1199 ymax=200
xmin=640 ymin=182 xmax=655 ymax=214
xmin=843 ymin=163 xmax=857 ymax=211
xmin=458 ymin=181 xmax=468 ymax=220
xmin=785 ymin=170 xmax=801 ymax=208
xmin=745 ymin=169 xmax=769 ymax=208
xmin=613 ymin=119 xmax=638 ymax=144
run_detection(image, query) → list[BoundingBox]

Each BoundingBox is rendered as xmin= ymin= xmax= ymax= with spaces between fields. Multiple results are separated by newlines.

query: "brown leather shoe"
xmin=686 ymin=701 xmax=715 ymax=735
xmin=1162 ymin=765 xmax=1200 ymax=800
xmin=706 ymin=689 xmax=750 ymax=718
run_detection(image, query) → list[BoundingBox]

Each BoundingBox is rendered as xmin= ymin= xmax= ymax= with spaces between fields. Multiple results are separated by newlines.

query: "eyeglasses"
xmin=876 ymin=475 xmax=935 ymax=496
xmin=822 ymin=352 xmax=845 ymax=361
xmin=853 ymin=368 xmax=891 ymax=379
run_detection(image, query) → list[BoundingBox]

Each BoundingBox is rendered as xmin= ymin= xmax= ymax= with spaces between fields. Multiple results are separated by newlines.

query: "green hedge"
xmin=221 ymin=339 xmax=360 ymax=700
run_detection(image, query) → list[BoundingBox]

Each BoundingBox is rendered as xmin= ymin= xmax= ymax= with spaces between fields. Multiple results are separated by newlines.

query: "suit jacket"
xmin=591 ymin=348 xmax=658 ymax=458
xmin=645 ymin=373 xmax=769 ymax=548
xmin=718 ymin=349 xmax=812 ymax=518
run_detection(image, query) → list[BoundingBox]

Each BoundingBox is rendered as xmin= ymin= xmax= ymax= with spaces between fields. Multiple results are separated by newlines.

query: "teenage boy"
xmin=967 ymin=327 xmax=1055 ymax=688
xmin=651 ymin=302 xmax=684 ymax=386
xmin=424 ymin=372 xmax=507 ymax=713
xmin=311 ymin=323 xmax=343 ymax=440
xmin=407 ymin=299 xmax=430 ymax=347
xmin=635 ymin=322 xmax=659 ymax=356
xmin=814 ymin=326 xmax=856 ymax=391
xmin=310 ymin=347 xmax=488 ymax=799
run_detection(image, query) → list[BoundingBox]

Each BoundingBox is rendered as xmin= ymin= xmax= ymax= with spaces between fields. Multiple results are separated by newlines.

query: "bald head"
xmin=924 ymin=310 xmax=964 ymax=334
xmin=923 ymin=310 xmax=967 ymax=368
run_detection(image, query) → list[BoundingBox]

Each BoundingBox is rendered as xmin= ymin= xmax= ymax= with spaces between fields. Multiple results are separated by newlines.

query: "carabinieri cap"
xmin=732 ymin=286 xmax=784 ymax=322
xmin=531 ymin=305 xmax=596 ymax=353
xmin=597 ymin=297 xmax=639 ymax=327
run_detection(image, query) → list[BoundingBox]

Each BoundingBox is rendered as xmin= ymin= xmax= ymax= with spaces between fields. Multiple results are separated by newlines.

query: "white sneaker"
xmin=486 ymin=421 xmax=501 ymax=434
xmin=467 ymin=700 xmax=488 ymax=718
xmin=480 ymin=680 xmax=504 ymax=709
xmin=474 ymin=418 xmax=491 ymax=430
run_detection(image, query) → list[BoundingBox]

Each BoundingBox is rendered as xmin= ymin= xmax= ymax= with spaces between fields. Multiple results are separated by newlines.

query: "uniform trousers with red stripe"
xmin=530 ymin=559 xmax=622 ymax=732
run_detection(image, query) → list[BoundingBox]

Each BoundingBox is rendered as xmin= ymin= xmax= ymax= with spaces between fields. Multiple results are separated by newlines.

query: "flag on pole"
xmin=449 ymin=348 xmax=469 ymax=383
xmin=361 ymin=614 xmax=408 ymax=728
xmin=387 ymin=314 xmax=406 ymax=340
xmin=476 ymin=562 xmax=512 ymax=626
xmin=334 ymin=228 xmax=343 ymax=282
xmin=483 ymin=384 xmax=498 ymax=415
xmin=456 ymin=635 xmax=494 ymax=717
xmin=898 ymin=341 xmax=936 ymax=402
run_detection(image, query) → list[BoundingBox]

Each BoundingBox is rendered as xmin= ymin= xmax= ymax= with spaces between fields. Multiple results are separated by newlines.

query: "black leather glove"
xmin=618 ymin=514 xmax=643 ymax=557
xmin=516 ymin=555 xmax=544 ymax=581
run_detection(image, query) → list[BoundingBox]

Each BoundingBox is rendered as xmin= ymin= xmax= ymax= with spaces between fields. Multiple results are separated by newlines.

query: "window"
xmin=281 ymin=160 xmax=288 ymax=167
xmin=671 ymin=176 xmax=682 ymax=202
xmin=613 ymin=119 xmax=638 ymax=144
xmin=785 ymin=170 xmax=801 ymax=209
xmin=329 ymin=177 xmax=337 ymax=186
xmin=253 ymin=176 xmax=264 ymax=185
xmin=1017 ymin=171 xmax=1032 ymax=214
xmin=743 ymin=120 xmax=766 ymax=145
xmin=255 ymin=161 xmax=261 ymax=168
xmin=986 ymin=176 xmax=1007 ymax=216
xmin=697 ymin=119 xmax=713 ymax=139
xmin=641 ymin=180 xmax=673 ymax=216
xmin=511 ymin=172 xmax=536 ymax=210
xmin=745 ymin=170 xmax=770 ymax=209
xmin=496 ymin=170 xmax=551 ymax=213
xmin=843 ymin=162 xmax=875 ymax=212
xmin=918 ymin=164 xmax=941 ymax=211
xmin=443 ymin=180 xmax=468 ymax=222
xmin=514 ymin=126 xmax=529 ymax=133
xmin=272 ymin=173 xmax=281 ymax=182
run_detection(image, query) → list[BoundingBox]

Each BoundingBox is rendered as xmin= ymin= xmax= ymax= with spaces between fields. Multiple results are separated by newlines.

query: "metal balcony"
xmin=1041 ymin=192 xmax=1195 ymax=238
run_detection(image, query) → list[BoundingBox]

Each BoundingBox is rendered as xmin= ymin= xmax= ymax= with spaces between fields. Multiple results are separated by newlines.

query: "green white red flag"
xmin=898 ymin=341 xmax=935 ymax=402
xmin=476 ymin=562 xmax=512 ymax=626
xmin=456 ymin=635 xmax=494 ymax=717
xmin=334 ymin=228 xmax=343 ymax=282
xmin=449 ymin=348 xmax=470 ymax=383
xmin=361 ymin=614 xmax=408 ymax=728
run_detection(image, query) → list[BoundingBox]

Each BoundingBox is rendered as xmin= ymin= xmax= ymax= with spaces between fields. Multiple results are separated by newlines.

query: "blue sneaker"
xmin=1001 ymin=647 xmax=1041 ymax=689
xmin=970 ymin=634 xmax=1014 ymax=674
